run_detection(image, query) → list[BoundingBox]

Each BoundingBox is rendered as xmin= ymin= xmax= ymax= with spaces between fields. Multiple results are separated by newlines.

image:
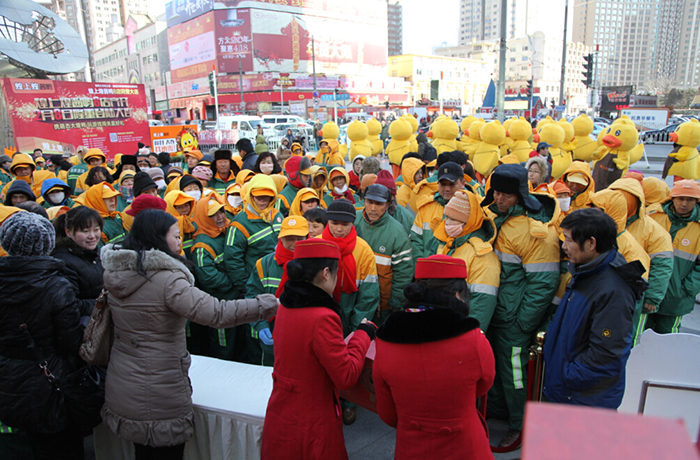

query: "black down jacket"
xmin=51 ymin=237 xmax=104 ymax=317
xmin=0 ymin=256 xmax=84 ymax=433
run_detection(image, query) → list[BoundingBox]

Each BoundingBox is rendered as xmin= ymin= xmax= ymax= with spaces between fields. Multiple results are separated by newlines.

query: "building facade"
xmin=388 ymin=54 xmax=494 ymax=113
xmin=387 ymin=0 xmax=403 ymax=56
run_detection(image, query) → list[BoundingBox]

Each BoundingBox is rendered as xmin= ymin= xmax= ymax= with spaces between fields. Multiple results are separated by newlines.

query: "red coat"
xmin=261 ymin=280 xmax=371 ymax=460
xmin=373 ymin=298 xmax=496 ymax=460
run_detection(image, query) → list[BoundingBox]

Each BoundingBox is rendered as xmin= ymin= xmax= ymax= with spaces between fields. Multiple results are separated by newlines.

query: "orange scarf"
xmin=192 ymin=197 xmax=228 ymax=238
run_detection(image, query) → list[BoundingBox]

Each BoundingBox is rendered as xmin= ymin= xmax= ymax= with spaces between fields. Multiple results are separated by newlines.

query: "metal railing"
xmin=641 ymin=131 xmax=674 ymax=145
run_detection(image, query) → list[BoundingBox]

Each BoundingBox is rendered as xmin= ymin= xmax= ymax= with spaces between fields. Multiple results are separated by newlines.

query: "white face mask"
xmin=48 ymin=191 xmax=65 ymax=204
xmin=334 ymin=184 xmax=348 ymax=194
xmin=557 ymin=196 xmax=571 ymax=212
xmin=228 ymin=195 xmax=243 ymax=208
xmin=260 ymin=163 xmax=274 ymax=174
xmin=155 ymin=179 xmax=166 ymax=189
xmin=185 ymin=190 xmax=202 ymax=202
xmin=444 ymin=221 xmax=465 ymax=238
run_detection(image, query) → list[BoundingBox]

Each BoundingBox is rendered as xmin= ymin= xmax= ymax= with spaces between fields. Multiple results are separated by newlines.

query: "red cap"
xmin=126 ymin=194 xmax=167 ymax=216
xmin=415 ymin=254 xmax=467 ymax=279
xmin=375 ymin=169 xmax=397 ymax=195
xmin=293 ymin=239 xmax=341 ymax=260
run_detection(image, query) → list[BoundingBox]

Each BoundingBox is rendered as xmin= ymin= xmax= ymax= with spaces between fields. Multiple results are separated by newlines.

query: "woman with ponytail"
xmin=373 ymin=255 xmax=496 ymax=460
xmin=261 ymin=239 xmax=376 ymax=460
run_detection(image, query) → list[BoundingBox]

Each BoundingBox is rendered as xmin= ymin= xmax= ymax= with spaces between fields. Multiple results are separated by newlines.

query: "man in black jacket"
xmin=543 ymin=208 xmax=648 ymax=408
xmin=236 ymin=138 xmax=258 ymax=171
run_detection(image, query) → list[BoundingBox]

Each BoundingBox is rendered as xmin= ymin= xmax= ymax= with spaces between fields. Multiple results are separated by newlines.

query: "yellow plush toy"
xmin=508 ymin=116 xmax=533 ymax=162
xmin=432 ymin=118 xmax=460 ymax=155
xmin=386 ymin=118 xmax=413 ymax=170
xmin=402 ymin=115 xmax=419 ymax=152
xmin=558 ymin=118 xmax=576 ymax=154
xmin=473 ymin=120 xmax=505 ymax=177
xmin=347 ymin=121 xmax=373 ymax=161
xmin=570 ymin=114 xmax=597 ymax=161
xmin=532 ymin=116 xmax=555 ymax=150
xmin=318 ymin=120 xmax=348 ymax=159
xmin=500 ymin=118 xmax=516 ymax=157
xmin=464 ymin=119 xmax=485 ymax=160
xmin=366 ymin=118 xmax=383 ymax=156
xmin=667 ymin=118 xmax=700 ymax=180
xmin=592 ymin=117 xmax=644 ymax=190
xmin=535 ymin=122 xmax=569 ymax=179
xmin=460 ymin=116 xmax=478 ymax=143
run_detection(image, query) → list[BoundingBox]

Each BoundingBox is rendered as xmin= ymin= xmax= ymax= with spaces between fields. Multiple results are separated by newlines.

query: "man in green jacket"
xmin=66 ymin=146 xmax=88 ymax=193
xmin=648 ymin=180 xmax=700 ymax=333
xmin=245 ymin=216 xmax=308 ymax=366
xmin=191 ymin=196 xmax=235 ymax=359
xmin=354 ymin=184 xmax=413 ymax=323
xmin=0 ymin=154 xmax=13 ymax=187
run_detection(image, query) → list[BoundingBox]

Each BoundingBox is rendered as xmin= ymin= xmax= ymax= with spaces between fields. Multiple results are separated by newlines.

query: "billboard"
xmin=168 ymin=12 xmax=217 ymax=83
xmin=165 ymin=0 xmax=214 ymax=28
xmin=150 ymin=124 xmax=199 ymax=153
xmin=215 ymin=9 xmax=254 ymax=74
xmin=0 ymin=78 xmax=149 ymax=160
xmin=600 ymin=85 xmax=633 ymax=112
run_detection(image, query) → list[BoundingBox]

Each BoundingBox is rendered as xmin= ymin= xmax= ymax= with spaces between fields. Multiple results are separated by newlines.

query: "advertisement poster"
xmin=215 ymin=9 xmax=253 ymax=74
xmin=165 ymin=0 xmax=215 ymax=28
xmin=168 ymin=12 xmax=217 ymax=83
xmin=600 ymin=85 xmax=633 ymax=112
xmin=149 ymin=124 xmax=199 ymax=153
xmin=1 ymin=78 xmax=149 ymax=160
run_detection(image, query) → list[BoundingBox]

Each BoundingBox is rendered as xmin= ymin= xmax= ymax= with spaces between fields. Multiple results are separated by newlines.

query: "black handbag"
xmin=14 ymin=315 xmax=106 ymax=435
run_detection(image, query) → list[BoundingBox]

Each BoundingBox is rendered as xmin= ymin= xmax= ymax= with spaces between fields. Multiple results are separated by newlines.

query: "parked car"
xmin=591 ymin=122 xmax=609 ymax=138
xmin=594 ymin=117 xmax=613 ymax=125
xmin=641 ymin=123 xmax=680 ymax=144
xmin=263 ymin=115 xmax=307 ymax=126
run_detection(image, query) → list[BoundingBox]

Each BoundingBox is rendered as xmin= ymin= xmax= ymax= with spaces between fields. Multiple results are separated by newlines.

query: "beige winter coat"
xmin=100 ymin=245 xmax=277 ymax=447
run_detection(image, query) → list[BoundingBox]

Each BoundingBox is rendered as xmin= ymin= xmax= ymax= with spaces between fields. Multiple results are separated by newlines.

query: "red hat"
xmin=375 ymin=169 xmax=397 ymax=195
xmin=415 ymin=254 xmax=467 ymax=279
xmin=293 ymin=239 xmax=340 ymax=260
xmin=126 ymin=194 xmax=167 ymax=216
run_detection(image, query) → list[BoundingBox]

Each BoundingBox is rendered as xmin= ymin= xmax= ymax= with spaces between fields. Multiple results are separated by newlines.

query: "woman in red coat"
xmin=373 ymin=255 xmax=496 ymax=460
xmin=261 ymin=239 xmax=377 ymax=460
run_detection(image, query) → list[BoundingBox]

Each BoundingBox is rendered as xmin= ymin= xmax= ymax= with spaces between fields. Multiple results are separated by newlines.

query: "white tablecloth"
xmin=94 ymin=355 xmax=274 ymax=460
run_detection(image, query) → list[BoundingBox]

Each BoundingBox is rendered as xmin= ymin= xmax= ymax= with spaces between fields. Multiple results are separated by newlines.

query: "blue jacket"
xmin=543 ymin=249 xmax=647 ymax=408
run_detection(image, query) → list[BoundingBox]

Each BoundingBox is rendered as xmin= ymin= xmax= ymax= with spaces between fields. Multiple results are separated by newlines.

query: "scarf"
xmin=330 ymin=188 xmax=356 ymax=204
xmin=275 ymin=242 xmax=295 ymax=297
xmin=433 ymin=220 xmax=471 ymax=255
xmin=322 ymin=225 xmax=358 ymax=302
xmin=348 ymin=170 xmax=361 ymax=189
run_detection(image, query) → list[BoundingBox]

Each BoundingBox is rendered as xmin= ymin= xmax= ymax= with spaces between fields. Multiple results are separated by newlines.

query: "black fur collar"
xmin=377 ymin=288 xmax=480 ymax=344
xmin=279 ymin=280 xmax=341 ymax=316
xmin=51 ymin=237 xmax=99 ymax=261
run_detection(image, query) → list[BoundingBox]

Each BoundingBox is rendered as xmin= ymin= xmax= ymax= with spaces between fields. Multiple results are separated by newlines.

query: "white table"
xmin=94 ymin=355 xmax=274 ymax=460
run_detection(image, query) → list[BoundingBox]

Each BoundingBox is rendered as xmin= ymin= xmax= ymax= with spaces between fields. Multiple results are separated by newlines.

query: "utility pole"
xmin=559 ymin=0 xmax=569 ymax=115
xmin=162 ymin=71 xmax=170 ymax=123
xmin=238 ymin=54 xmax=245 ymax=114
xmin=312 ymin=35 xmax=318 ymax=121
xmin=496 ymin=0 xmax=507 ymax=123
xmin=280 ymin=77 xmax=284 ymax=114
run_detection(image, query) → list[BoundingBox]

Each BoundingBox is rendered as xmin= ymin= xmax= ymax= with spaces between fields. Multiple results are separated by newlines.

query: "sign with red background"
xmin=1 ymin=78 xmax=149 ymax=160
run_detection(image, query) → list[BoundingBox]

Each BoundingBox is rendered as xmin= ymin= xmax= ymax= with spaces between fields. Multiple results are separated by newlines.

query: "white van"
xmin=262 ymin=115 xmax=307 ymax=126
xmin=216 ymin=115 xmax=271 ymax=137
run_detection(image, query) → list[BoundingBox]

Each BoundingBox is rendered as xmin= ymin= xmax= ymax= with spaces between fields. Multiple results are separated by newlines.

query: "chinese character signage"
xmin=165 ymin=0 xmax=215 ymax=28
xmin=600 ymin=85 xmax=633 ymax=112
xmin=1 ymin=78 xmax=149 ymax=159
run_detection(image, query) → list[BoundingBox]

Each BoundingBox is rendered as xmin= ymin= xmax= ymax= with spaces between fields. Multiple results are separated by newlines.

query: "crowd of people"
xmin=0 ymin=115 xmax=698 ymax=460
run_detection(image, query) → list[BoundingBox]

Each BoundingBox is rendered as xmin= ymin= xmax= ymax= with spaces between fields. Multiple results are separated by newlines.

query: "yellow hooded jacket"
xmin=561 ymin=161 xmax=595 ymax=212
xmin=396 ymin=158 xmax=425 ymax=213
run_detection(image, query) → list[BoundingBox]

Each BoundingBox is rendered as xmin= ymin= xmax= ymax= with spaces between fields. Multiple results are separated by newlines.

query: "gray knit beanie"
xmin=0 ymin=211 xmax=55 ymax=256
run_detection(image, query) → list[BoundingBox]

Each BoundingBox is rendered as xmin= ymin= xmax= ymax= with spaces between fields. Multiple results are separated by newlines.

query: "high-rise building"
xmin=573 ymin=0 xmax=658 ymax=91
xmin=387 ymin=0 xmax=403 ymax=56
xmin=459 ymin=0 xmax=565 ymax=45
xmin=669 ymin=0 xmax=700 ymax=88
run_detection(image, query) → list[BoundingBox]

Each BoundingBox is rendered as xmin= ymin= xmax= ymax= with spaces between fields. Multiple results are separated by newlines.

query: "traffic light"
xmin=582 ymin=53 xmax=594 ymax=88
xmin=209 ymin=71 xmax=216 ymax=97
xmin=526 ymin=79 xmax=533 ymax=99
xmin=385 ymin=101 xmax=390 ymax=109
xmin=550 ymin=99 xmax=556 ymax=109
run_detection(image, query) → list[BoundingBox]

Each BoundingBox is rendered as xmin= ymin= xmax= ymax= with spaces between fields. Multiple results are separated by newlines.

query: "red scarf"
xmin=322 ymin=225 xmax=359 ymax=302
xmin=330 ymin=188 xmax=356 ymax=204
xmin=275 ymin=242 xmax=295 ymax=297
xmin=348 ymin=170 xmax=361 ymax=190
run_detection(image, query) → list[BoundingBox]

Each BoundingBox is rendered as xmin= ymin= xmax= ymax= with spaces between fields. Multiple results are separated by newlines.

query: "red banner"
xmin=1 ymin=78 xmax=149 ymax=160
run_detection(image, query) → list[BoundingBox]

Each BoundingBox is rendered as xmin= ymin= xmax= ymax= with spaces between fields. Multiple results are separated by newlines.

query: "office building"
xmin=388 ymin=0 xmax=403 ymax=56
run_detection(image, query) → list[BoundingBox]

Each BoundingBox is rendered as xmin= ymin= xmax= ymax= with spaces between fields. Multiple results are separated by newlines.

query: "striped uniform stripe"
xmin=469 ymin=284 xmax=499 ymax=296
xmin=512 ymin=347 xmax=524 ymax=390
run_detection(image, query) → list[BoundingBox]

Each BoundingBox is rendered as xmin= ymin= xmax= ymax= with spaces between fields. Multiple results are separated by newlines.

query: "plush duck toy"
xmin=366 ymin=118 xmax=384 ymax=156
xmin=318 ymin=120 xmax=347 ymax=160
xmin=432 ymin=118 xmax=460 ymax=155
xmin=508 ymin=116 xmax=534 ymax=162
xmin=558 ymin=118 xmax=576 ymax=154
xmin=460 ymin=115 xmax=478 ymax=143
xmin=667 ymin=118 xmax=700 ymax=180
xmin=531 ymin=116 xmax=554 ymax=150
xmin=347 ymin=121 xmax=373 ymax=161
xmin=464 ymin=119 xmax=485 ymax=160
xmin=473 ymin=120 xmax=505 ymax=177
xmin=386 ymin=118 xmax=413 ymax=169
xmin=570 ymin=114 xmax=597 ymax=161
xmin=535 ymin=122 xmax=569 ymax=179
xmin=592 ymin=118 xmax=644 ymax=190
xmin=500 ymin=117 xmax=516 ymax=157
xmin=401 ymin=115 xmax=419 ymax=152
